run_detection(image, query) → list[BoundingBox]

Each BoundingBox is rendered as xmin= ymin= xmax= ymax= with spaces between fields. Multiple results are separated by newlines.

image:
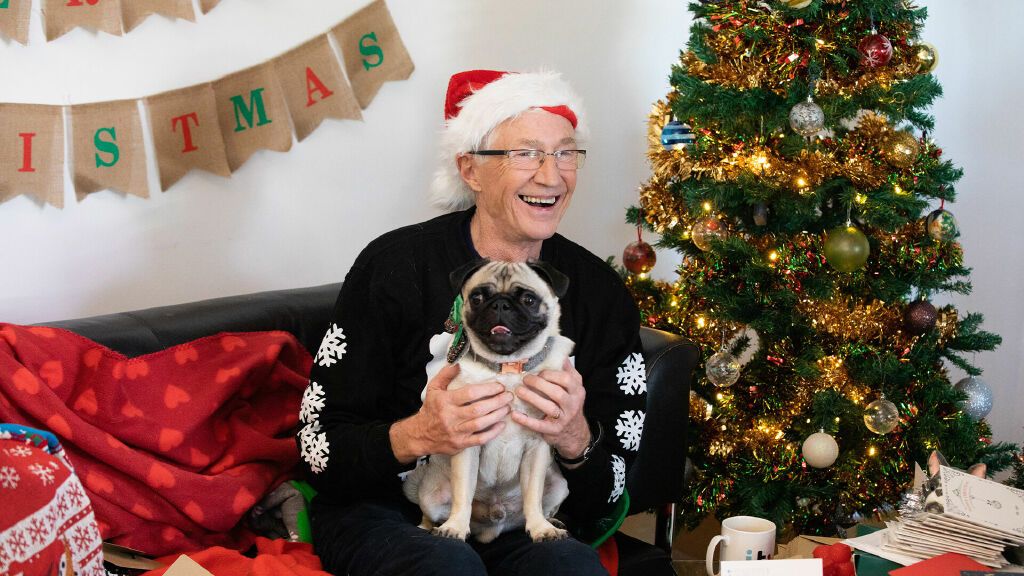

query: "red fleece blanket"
xmin=0 ymin=324 xmax=312 ymax=556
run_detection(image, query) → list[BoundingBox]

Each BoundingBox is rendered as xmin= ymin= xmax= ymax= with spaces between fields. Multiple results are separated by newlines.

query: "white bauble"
xmin=802 ymin=431 xmax=839 ymax=468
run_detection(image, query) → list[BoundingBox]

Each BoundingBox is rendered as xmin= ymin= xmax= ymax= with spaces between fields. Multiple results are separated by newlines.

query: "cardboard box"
xmin=776 ymin=535 xmax=843 ymax=559
xmin=164 ymin=554 xmax=214 ymax=576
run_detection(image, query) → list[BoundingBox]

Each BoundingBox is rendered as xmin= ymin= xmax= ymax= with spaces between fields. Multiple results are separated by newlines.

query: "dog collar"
xmin=467 ymin=337 xmax=556 ymax=374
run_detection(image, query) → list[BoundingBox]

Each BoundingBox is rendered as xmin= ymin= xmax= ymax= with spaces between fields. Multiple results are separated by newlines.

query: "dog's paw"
xmin=431 ymin=524 xmax=470 ymax=541
xmin=527 ymin=522 xmax=568 ymax=542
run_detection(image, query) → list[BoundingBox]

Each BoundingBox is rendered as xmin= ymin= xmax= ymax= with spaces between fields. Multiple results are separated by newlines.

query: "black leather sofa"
xmin=45 ymin=283 xmax=700 ymax=575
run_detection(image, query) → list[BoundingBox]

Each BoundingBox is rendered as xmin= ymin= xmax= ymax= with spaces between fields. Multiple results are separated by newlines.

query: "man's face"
xmin=460 ymin=110 xmax=578 ymax=247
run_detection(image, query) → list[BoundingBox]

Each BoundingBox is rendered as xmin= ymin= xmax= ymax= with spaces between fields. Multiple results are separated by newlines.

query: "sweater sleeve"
xmin=558 ymin=273 xmax=647 ymax=525
xmin=295 ymin=261 xmax=419 ymax=503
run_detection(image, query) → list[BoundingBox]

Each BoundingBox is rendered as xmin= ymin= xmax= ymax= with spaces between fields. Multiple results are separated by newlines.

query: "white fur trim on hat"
xmin=429 ymin=70 xmax=587 ymax=212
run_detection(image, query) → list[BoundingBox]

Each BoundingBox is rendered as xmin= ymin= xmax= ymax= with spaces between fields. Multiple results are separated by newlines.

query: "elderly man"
xmin=298 ymin=70 xmax=647 ymax=575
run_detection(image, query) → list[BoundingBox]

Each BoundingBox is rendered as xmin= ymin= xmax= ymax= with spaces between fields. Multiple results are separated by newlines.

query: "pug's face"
xmin=452 ymin=260 xmax=568 ymax=361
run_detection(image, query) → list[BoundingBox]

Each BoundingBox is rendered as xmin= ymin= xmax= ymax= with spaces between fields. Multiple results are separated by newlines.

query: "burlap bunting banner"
xmin=1 ymin=0 xmax=414 ymax=207
xmin=43 ymin=0 xmax=123 ymax=41
xmin=0 ymin=104 xmax=65 ymax=208
xmin=146 ymin=84 xmax=231 ymax=190
xmin=70 ymin=99 xmax=149 ymax=201
xmin=121 ymin=0 xmax=195 ymax=33
xmin=331 ymin=0 xmax=414 ymax=109
xmin=0 ymin=0 xmax=31 ymax=45
xmin=212 ymin=63 xmax=293 ymax=172
xmin=274 ymin=35 xmax=362 ymax=142
xmin=199 ymin=0 xmax=220 ymax=14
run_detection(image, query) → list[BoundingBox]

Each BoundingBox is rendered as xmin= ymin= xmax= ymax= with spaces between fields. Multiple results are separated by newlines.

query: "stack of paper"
xmin=878 ymin=466 xmax=1024 ymax=568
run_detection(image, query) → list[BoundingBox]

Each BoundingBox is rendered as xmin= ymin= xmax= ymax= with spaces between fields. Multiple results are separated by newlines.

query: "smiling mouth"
xmin=519 ymin=195 xmax=559 ymax=208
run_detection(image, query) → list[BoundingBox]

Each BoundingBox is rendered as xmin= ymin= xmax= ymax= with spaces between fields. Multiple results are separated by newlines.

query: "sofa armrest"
xmin=626 ymin=327 xmax=700 ymax=551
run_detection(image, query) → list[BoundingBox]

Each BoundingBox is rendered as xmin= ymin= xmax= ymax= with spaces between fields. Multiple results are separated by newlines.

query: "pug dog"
xmin=403 ymin=259 xmax=574 ymax=543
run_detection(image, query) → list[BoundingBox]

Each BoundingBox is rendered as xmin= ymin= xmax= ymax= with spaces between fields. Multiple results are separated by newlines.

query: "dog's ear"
xmin=450 ymin=259 xmax=490 ymax=293
xmin=528 ymin=262 xmax=569 ymax=299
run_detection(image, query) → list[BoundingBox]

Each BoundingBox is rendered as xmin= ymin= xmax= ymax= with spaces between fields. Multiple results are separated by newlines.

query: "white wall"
xmin=1 ymin=1 xmax=1021 ymax=450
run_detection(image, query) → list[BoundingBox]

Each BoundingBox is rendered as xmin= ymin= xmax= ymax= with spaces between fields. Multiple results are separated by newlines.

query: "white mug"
xmin=705 ymin=516 xmax=776 ymax=576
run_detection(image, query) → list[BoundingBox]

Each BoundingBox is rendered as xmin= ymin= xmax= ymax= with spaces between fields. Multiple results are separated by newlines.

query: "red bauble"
xmin=858 ymin=33 xmax=893 ymax=68
xmin=623 ymin=240 xmax=657 ymax=274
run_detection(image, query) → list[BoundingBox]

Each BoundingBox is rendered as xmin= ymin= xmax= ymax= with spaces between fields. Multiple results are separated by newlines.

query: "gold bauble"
xmin=912 ymin=43 xmax=939 ymax=74
xmin=884 ymin=131 xmax=920 ymax=169
xmin=782 ymin=0 xmax=813 ymax=8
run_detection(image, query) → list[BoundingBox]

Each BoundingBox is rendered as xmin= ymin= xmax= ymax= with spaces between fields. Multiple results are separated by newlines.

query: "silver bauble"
xmin=863 ymin=396 xmax=900 ymax=434
xmin=706 ymin=350 xmax=741 ymax=387
xmin=789 ymin=99 xmax=825 ymax=137
xmin=953 ymin=376 xmax=993 ymax=420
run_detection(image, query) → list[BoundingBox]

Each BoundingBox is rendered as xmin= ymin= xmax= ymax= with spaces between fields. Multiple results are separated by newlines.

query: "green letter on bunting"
xmin=359 ymin=32 xmax=384 ymax=71
xmin=94 ymin=127 xmax=120 ymax=168
xmin=229 ymin=88 xmax=272 ymax=133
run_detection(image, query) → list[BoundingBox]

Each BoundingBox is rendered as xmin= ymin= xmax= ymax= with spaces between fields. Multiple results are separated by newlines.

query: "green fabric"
xmin=576 ymin=489 xmax=630 ymax=548
xmin=851 ymin=524 xmax=902 ymax=576
xmin=290 ymin=480 xmax=318 ymax=544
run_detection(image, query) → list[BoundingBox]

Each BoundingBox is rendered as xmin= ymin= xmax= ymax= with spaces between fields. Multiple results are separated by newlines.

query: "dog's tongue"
xmin=490 ymin=325 xmax=511 ymax=336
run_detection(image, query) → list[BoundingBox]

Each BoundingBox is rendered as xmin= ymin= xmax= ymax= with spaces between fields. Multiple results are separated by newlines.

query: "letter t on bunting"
xmin=43 ymin=0 xmax=124 ymax=42
xmin=274 ymin=35 xmax=362 ymax=142
xmin=331 ymin=0 xmax=414 ymax=109
xmin=0 ymin=0 xmax=31 ymax=45
xmin=70 ymin=99 xmax=149 ymax=202
xmin=0 ymin=104 xmax=65 ymax=208
xmin=212 ymin=63 xmax=293 ymax=172
xmin=146 ymin=84 xmax=231 ymax=191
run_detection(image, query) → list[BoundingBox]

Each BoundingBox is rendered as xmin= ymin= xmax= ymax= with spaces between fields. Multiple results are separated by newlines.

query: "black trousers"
xmin=310 ymin=497 xmax=609 ymax=576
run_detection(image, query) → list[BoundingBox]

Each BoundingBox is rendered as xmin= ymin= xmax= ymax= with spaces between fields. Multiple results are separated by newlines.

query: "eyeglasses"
xmin=467 ymin=149 xmax=587 ymax=171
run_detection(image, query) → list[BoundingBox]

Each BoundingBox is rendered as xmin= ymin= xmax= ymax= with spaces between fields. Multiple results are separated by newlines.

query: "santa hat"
xmin=429 ymin=69 xmax=587 ymax=212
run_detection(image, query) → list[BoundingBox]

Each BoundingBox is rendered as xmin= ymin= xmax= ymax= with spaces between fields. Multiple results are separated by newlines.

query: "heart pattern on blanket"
xmin=175 ymin=345 xmax=199 ymax=365
xmin=121 ymin=401 xmax=144 ymax=418
xmin=40 ymin=360 xmax=64 ymax=388
xmin=86 ymin=471 xmax=115 ymax=494
xmin=159 ymin=428 xmax=184 ymax=452
xmin=147 ymin=462 xmax=176 ymax=489
xmin=12 ymin=368 xmax=40 ymax=394
xmin=74 ymin=388 xmax=99 ymax=416
xmin=221 ymin=335 xmax=248 ymax=351
xmin=164 ymin=385 xmax=191 ymax=409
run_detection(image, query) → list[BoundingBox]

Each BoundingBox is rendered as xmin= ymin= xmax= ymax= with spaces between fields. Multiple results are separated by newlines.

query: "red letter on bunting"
xmin=171 ymin=112 xmax=200 ymax=153
xmin=17 ymin=132 xmax=35 ymax=173
xmin=305 ymin=67 xmax=334 ymax=107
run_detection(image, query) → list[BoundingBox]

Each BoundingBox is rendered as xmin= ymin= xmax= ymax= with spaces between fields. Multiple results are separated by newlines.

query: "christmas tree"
xmin=624 ymin=0 xmax=1017 ymax=535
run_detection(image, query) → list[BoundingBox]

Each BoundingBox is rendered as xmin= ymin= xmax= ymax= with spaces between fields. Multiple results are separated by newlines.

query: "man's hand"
xmin=510 ymin=359 xmax=591 ymax=463
xmin=390 ymin=363 xmax=514 ymax=463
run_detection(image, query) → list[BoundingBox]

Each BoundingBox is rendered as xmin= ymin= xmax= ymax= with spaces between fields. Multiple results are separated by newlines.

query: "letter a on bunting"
xmin=274 ymin=35 xmax=362 ymax=142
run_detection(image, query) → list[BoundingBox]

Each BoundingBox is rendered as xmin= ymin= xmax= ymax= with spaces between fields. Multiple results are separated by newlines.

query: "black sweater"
xmin=297 ymin=209 xmax=648 ymax=525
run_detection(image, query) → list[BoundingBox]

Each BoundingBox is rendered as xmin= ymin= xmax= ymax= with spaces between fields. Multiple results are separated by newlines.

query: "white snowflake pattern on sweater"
xmin=616 ymin=352 xmax=647 ymax=395
xmin=27 ymin=463 xmax=55 ymax=486
xmin=299 ymin=381 xmax=326 ymax=424
xmin=299 ymin=421 xmax=330 ymax=474
xmin=314 ymin=324 xmax=347 ymax=367
xmin=609 ymin=455 xmax=625 ymax=503
xmin=615 ymin=410 xmax=645 ymax=451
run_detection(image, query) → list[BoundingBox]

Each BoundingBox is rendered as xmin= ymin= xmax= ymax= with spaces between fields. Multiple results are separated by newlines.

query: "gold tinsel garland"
xmin=641 ymin=106 xmax=911 ymax=222
xmin=683 ymin=4 xmax=920 ymax=97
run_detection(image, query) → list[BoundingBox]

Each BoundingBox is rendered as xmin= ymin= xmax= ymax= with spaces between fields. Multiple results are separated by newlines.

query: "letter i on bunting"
xmin=70 ymin=99 xmax=149 ymax=201
xmin=0 ymin=0 xmax=31 ymax=45
xmin=0 ymin=104 xmax=65 ymax=208
xmin=43 ymin=0 xmax=124 ymax=42
xmin=146 ymin=84 xmax=231 ymax=191
xmin=331 ymin=0 xmax=414 ymax=109
xmin=274 ymin=35 xmax=362 ymax=142
xmin=212 ymin=63 xmax=293 ymax=172
xmin=121 ymin=0 xmax=194 ymax=33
